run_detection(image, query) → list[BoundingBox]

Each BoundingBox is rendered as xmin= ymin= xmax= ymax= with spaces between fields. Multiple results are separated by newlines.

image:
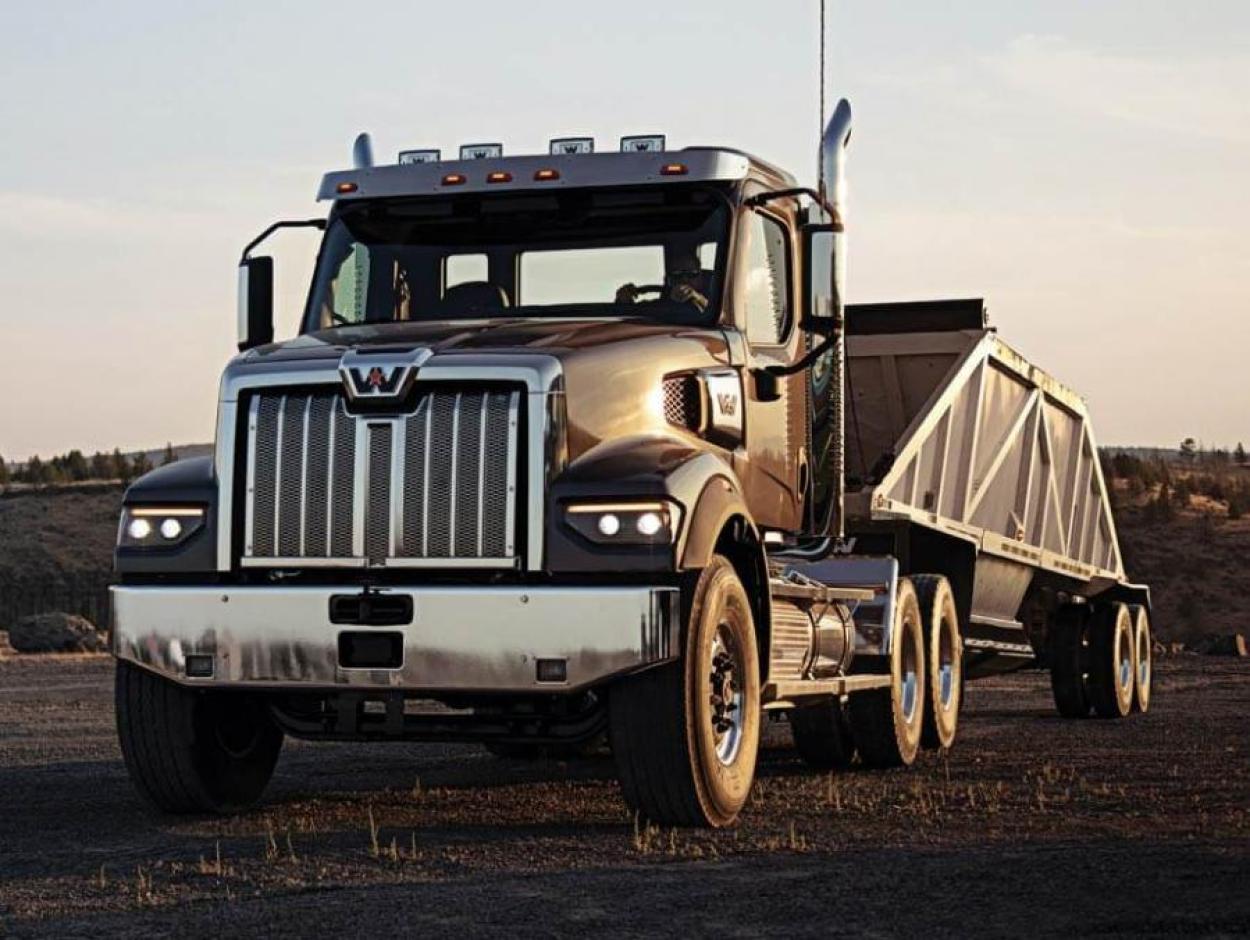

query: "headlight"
xmin=563 ymin=501 xmax=681 ymax=546
xmin=119 ymin=506 xmax=206 ymax=548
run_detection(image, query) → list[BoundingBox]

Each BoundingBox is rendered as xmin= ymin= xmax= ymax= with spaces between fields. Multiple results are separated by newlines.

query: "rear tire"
xmin=609 ymin=555 xmax=760 ymax=827
xmin=1130 ymin=605 xmax=1153 ymax=713
xmin=790 ymin=697 xmax=856 ymax=770
xmin=115 ymin=660 xmax=283 ymax=814
xmin=1087 ymin=603 xmax=1134 ymax=719
xmin=1048 ymin=604 xmax=1091 ymax=719
xmin=849 ymin=578 xmax=925 ymax=768
xmin=912 ymin=574 xmax=961 ymax=750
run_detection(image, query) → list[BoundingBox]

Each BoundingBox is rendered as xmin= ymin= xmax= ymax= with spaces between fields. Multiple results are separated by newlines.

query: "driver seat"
xmin=440 ymin=281 xmax=511 ymax=316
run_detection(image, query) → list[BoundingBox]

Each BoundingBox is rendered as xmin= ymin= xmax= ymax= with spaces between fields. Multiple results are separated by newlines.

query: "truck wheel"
xmin=912 ymin=574 xmax=962 ymax=750
xmin=1130 ymin=605 xmax=1153 ymax=713
xmin=115 ymin=660 xmax=283 ymax=814
xmin=790 ymin=697 xmax=856 ymax=770
xmin=608 ymin=555 xmax=760 ymax=827
xmin=1048 ymin=604 xmax=1090 ymax=719
xmin=1086 ymin=603 xmax=1134 ymax=719
xmin=849 ymin=578 xmax=925 ymax=768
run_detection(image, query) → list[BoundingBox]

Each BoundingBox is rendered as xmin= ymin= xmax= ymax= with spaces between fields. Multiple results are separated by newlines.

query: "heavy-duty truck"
xmin=111 ymin=101 xmax=1153 ymax=827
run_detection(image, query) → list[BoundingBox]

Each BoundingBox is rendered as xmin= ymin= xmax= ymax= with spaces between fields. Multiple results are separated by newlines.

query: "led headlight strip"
xmin=120 ymin=506 xmax=206 ymax=547
xmin=563 ymin=501 xmax=680 ymax=546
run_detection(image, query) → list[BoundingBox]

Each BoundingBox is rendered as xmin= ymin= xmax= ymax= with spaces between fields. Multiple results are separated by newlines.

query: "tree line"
xmin=1102 ymin=442 xmax=1250 ymax=523
xmin=0 ymin=443 xmax=178 ymax=489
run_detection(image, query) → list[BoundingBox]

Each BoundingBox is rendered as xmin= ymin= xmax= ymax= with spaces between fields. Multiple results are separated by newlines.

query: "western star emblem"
xmin=338 ymin=348 xmax=432 ymax=401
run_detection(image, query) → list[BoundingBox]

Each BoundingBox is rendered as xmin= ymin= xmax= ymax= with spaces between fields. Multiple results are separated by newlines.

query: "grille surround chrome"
xmin=243 ymin=387 xmax=521 ymax=569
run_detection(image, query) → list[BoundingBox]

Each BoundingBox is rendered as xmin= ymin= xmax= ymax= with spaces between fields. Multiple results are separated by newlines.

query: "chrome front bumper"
xmin=111 ymin=585 xmax=680 ymax=692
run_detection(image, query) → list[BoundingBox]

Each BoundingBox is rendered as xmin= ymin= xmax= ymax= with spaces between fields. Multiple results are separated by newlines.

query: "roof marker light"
xmin=533 ymin=168 xmax=560 ymax=181
xmin=549 ymin=137 xmax=594 ymax=155
xmin=336 ymin=181 xmax=358 ymax=194
xmin=460 ymin=143 xmax=503 ymax=160
xmin=621 ymin=134 xmax=666 ymax=153
xmin=659 ymin=162 xmax=688 ymax=176
xmin=486 ymin=171 xmax=513 ymax=184
xmin=398 ymin=149 xmax=441 ymax=164
xmin=441 ymin=172 xmax=467 ymax=186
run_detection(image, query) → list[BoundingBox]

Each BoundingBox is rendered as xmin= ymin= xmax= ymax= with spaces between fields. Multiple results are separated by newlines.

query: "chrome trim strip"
xmin=299 ymin=394 xmax=311 ymax=556
xmin=272 ymin=394 xmax=286 ymax=555
xmin=421 ymin=398 xmax=432 ymax=557
xmin=448 ymin=391 xmax=462 ymax=557
xmin=476 ymin=392 xmax=488 ymax=557
xmin=381 ymin=556 xmax=519 ymax=570
xmin=351 ymin=418 xmax=367 ymax=558
xmin=241 ymin=556 xmax=370 ymax=568
xmin=244 ymin=396 xmax=259 ymax=556
xmin=324 ymin=397 xmax=336 ymax=558
xmin=390 ymin=416 xmax=406 ymax=557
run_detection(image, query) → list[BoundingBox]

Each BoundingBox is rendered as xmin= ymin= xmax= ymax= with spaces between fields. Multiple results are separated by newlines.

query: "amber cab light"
xmin=336 ymin=181 xmax=358 ymax=194
xmin=659 ymin=163 xmax=688 ymax=176
xmin=533 ymin=168 xmax=560 ymax=181
xmin=441 ymin=172 xmax=467 ymax=186
xmin=486 ymin=171 xmax=513 ymax=184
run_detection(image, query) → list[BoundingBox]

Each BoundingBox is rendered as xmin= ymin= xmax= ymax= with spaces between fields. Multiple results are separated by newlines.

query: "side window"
xmin=328 ymin=243 xmax=371 ymax=325
xmin=741 ymin=212 xmax=791 ymax=345
xmin=444 ymin=253 xmax=489 ymax=293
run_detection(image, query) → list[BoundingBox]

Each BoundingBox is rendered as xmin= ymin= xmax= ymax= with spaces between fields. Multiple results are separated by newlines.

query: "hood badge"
xmin=339 ymin=347 xmax=432 ymax=401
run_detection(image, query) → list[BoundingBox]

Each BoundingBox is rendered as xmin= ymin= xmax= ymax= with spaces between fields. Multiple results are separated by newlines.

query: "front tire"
xmin=849 ymin=578 xmax=925 ymax=768
xmin=115 ymin=660 xmax=283 ymax=814
xmin=609 ymin=555 xmax=760 ymax=827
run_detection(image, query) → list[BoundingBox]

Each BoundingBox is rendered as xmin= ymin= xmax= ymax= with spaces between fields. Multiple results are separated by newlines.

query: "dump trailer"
xmin=110 ymin=101 xmax=1152 ymax=827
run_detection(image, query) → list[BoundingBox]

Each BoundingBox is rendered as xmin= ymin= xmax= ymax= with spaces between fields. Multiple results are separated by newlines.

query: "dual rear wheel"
xmin=1048 ymin=601 xmax=1152 ymax=719
xmin=791 ymin=574 xmax=962 ymax=771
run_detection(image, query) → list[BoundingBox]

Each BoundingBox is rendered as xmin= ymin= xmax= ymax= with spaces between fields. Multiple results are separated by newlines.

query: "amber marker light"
xmin=533 ymin=168 xmax=560 ymax=181
xmin=441 ymin=172 xmax=467 ymax=186
xmin=336 ymin=182 xmax=358 ymax=193
xmin=659 ymin=163 xmax=688 ymax=176
xmin=486 ymin=171 xmax=513 ymax=184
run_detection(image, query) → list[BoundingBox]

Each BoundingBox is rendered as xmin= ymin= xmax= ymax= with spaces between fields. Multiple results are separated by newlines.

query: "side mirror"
xmin=237 ymin=256 xmax=274 ymax=352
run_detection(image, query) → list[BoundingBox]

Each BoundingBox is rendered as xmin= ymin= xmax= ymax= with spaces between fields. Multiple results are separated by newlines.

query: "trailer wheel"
xmin=1129 ymin=605 xmax=1153 ymax=713
xmin=1048 ymin=604 xmax=1090 ymax=719
xmin=790 ymin=697 xmax=856 ymax=770
xmin=608 ymin=555 xmax=760 ymax=827
xmin=848 ymin=578 xmax=925 ymax=768
xmin=115 ymin=660 xmax=283 ymax=814
xmin=1086 ymin=603 xmax=1134 ymax=719
xmin=912 ymin=574 xmax=962 ymax=750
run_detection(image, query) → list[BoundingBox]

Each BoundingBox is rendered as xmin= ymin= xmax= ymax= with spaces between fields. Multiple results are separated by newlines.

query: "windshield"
xmin=302 ymin=184 xmax=730 ymax=332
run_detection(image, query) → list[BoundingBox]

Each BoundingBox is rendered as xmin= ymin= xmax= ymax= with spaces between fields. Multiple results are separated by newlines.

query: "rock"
xmin=7 ymin=612 xmax=107 ymax=653
xmin=1168 ymin=642 xmax=1186 ymax=655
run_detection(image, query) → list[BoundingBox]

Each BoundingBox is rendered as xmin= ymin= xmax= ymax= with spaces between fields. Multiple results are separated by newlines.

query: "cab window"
xmin=740 ymin=211 xmax=791 ymax=345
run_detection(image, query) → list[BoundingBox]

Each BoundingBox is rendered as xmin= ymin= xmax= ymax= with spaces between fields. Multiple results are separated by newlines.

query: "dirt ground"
xmin=0 ymin=654 xmax=1247 ymax=938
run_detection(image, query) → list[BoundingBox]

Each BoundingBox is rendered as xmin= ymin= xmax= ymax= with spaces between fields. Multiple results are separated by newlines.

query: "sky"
xmin=1 ymin=0 xmax=1247 ymax=459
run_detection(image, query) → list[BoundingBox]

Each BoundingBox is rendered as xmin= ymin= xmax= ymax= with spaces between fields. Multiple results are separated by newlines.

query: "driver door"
xmin=732 ymin=203 xmax=805 ymax=532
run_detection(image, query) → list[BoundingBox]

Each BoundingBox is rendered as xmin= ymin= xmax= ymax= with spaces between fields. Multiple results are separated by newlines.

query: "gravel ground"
xmin=0 ymin=654 xmax=1246 ymax=938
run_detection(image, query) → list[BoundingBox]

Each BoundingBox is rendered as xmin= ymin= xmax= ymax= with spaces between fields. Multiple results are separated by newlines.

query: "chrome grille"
xmin=244 ymin=388 xmax=520 ymax=568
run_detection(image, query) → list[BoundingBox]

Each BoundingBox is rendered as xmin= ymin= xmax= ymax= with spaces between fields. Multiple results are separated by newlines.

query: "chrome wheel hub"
xmin=709 ymin=624 xmax=744 ymax=765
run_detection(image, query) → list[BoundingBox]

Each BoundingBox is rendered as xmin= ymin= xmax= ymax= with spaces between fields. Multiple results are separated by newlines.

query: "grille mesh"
xmin=662 ymin=375 xmax=702 ymax=431
xmin=245 ymin=386 xmax=518 ymax=566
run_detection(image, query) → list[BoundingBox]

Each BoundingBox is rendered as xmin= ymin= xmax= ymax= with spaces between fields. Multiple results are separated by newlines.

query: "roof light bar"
xmin=550 ymin=137 xmax=594 ymax=155
xmin=398 ymin=149 xmax=441 ymax=164
xmin=459 ymin=143 xmax=503 ymax=160
xmin=621 ymin=135 xmax=666 ymax=153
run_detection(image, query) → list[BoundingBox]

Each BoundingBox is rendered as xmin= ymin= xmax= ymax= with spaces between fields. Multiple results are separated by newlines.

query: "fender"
xmin=544 ymin=434 xmax=756 ymax=576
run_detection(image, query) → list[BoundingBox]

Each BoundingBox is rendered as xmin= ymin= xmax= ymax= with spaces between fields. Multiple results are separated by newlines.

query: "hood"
xmin=240 ymin=317 xmax=730 ymax=368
